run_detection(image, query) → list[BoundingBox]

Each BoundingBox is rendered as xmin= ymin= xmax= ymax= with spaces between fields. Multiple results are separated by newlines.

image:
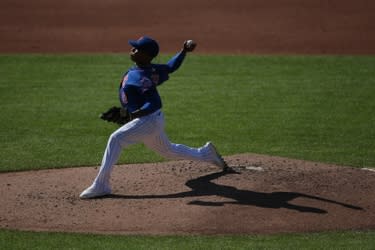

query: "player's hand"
xmin=183 ymin=40 xmax=197 ymax=52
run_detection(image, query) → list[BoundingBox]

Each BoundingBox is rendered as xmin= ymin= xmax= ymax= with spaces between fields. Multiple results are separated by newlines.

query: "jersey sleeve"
xmin=152 ymin=51 xmax=187 ymax=86
xmin=166 ymin=51 xmax=186 ymax=73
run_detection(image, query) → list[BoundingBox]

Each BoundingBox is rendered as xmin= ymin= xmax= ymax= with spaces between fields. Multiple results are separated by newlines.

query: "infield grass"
xmin=0 ymin=54 xmax=374 ymax=171
xmin=1 ymin=229 xmax=375 ymax=250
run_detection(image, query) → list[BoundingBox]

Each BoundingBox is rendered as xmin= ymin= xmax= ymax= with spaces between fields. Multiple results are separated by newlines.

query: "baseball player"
xmin=80 ymin=36 xmax=228 ymax=199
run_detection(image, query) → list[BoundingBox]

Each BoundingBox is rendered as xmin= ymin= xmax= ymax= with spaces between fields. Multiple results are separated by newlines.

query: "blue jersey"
xmin=119 ymin=51 xmax=186 ymax=114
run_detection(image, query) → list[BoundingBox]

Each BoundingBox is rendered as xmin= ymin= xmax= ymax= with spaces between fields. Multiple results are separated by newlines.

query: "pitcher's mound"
xmin=1 ymin=154 xmax=374 ymax=235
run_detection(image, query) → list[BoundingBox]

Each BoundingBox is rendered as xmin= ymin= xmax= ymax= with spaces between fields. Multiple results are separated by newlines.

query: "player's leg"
xmin=80 ymin=119 xmax=149 ymax=198
xmin=143 ymin=112 xmax=228 ymax=169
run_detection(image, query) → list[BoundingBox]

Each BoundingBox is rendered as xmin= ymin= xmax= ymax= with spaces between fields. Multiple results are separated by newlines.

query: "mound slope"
xmin=1 ymin=154 xmax=374 ymax=235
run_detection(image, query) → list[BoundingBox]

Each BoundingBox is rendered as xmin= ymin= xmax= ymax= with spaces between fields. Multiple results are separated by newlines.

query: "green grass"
xmin=0 ymin=54 xmax=374 ymax=171
xmin=168 ymin=55 xmax=375 ymax=168
xmin=1 ymin=229 xmax=375 ymax=250
xmin=0 ymin=54 xmax=374 ymax=249
xmin=0 ymin=54 xmax=159 ymax=171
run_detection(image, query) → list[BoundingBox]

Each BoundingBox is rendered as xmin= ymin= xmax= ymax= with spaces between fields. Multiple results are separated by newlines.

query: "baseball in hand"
xmin=186 ymin=40 xmax=194 ymax=47
xmin=184 ymin=40 xmax=196 ymax=52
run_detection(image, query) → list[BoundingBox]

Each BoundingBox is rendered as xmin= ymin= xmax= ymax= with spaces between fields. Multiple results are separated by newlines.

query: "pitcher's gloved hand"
xmin=100 ymin=106 xmax=130 ymax=125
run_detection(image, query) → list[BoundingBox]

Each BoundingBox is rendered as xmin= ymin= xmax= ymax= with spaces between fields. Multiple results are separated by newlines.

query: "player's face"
xmin=130 ymin=47 xmax=152 ymax=65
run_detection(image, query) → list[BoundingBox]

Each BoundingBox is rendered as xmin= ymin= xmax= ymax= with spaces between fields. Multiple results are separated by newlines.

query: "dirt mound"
xmin=1 ymin=154 xmax=374 ymax=235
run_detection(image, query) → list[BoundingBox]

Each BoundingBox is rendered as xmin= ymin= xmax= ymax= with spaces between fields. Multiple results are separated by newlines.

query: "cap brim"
xmin=128 ymin=40 xmax=139 ymax=48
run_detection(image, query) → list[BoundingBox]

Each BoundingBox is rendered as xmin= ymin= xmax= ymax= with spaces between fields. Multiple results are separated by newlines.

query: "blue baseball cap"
xmin=128 ymin=36 xmax=159 ymax=58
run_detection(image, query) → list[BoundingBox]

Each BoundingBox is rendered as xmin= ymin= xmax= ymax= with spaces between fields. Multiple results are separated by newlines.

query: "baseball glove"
xmin=100 ymin=106 xmax=130 ymax=125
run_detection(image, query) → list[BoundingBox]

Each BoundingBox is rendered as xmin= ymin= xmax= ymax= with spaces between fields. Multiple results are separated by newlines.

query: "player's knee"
xmin=108 ymin=131 xmax=123 ymax=145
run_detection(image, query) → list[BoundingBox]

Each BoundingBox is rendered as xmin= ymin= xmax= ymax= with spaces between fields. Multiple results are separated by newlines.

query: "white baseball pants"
xmin=93 ymin=110 xmax=215 ymax=187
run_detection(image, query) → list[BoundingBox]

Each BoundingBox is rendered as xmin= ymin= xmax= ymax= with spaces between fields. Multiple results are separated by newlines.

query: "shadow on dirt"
xmin=108 ymin=170 xmax=363 ymax=214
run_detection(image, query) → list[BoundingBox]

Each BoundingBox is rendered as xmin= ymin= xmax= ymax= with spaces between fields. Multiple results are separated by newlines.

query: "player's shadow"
xmin=109 ymin=170 xmax=363 ymax=214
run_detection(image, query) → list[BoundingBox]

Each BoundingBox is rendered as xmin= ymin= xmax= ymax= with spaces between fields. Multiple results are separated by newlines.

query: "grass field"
xmin=0 ymin=54 xmax=374 ymax=248
xmin=1 ymin=54 xmax=374 ymax=171
xmin=1 ymin=229 xmax=375 ymax=250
